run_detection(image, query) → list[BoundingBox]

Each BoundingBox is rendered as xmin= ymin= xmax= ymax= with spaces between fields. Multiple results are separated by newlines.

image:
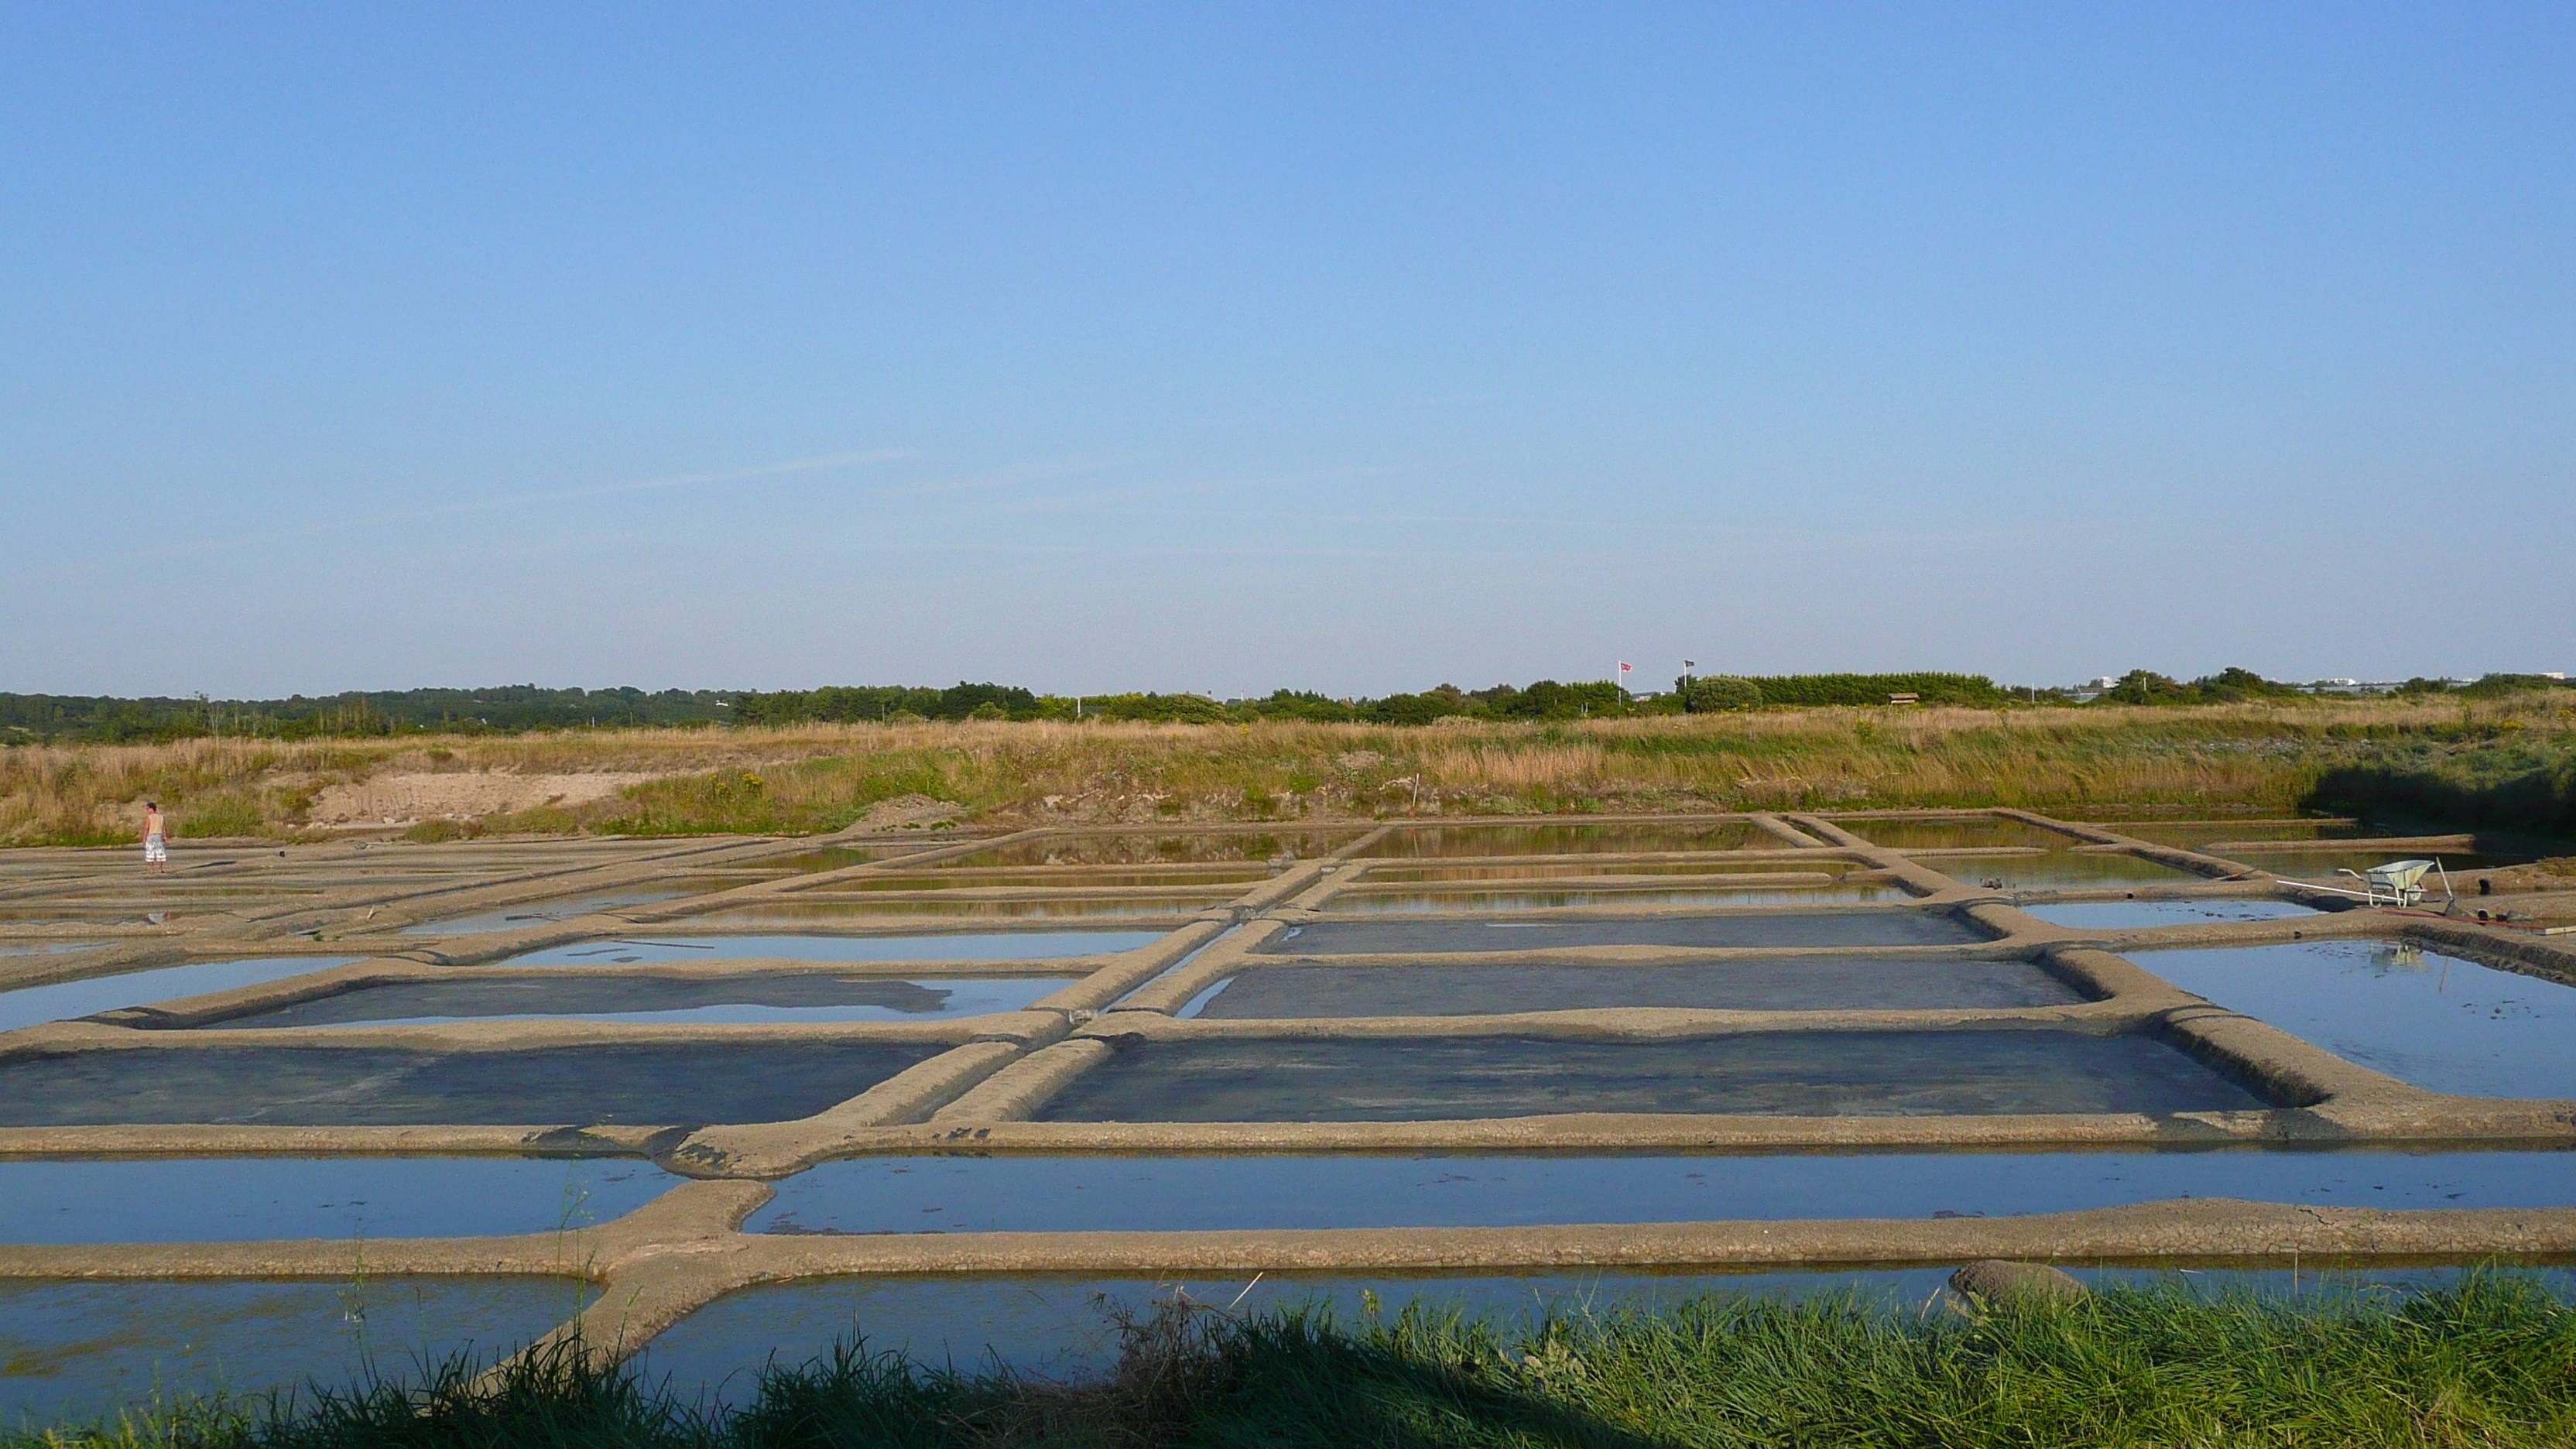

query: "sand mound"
xmin=851 ymin=793 xmax=964 ymax=830
xmin=309 ymin=772 xmax=659 ymax=824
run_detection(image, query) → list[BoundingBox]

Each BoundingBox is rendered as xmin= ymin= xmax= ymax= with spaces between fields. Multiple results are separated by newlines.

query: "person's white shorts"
xmin=144 ymin=836 xmax=167 ymax=864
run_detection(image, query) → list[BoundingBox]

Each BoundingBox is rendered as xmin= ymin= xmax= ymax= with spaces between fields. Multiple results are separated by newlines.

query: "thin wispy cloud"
xmin=108 ymin=448 xmax=913 ymax=567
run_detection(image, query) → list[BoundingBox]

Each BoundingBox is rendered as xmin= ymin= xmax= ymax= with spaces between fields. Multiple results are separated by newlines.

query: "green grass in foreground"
xmin=16 ymin=1273 xmax=2576 ymax=1448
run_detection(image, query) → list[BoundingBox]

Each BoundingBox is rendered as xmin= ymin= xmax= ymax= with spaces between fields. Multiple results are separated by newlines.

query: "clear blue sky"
xmin=5 ymin=4 xmax=2570 ymax=697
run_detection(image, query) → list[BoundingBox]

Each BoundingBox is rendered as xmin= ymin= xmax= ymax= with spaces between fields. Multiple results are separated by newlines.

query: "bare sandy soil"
xmin=2471 ymin=858 xmax=2576 ymax=893
xmin=305 ymin=776 xmax=963 ymax=831
xmin=850 ymin=793 xmax=963 ymax=829
xmin=307 ymin=772 xmax=659 ymax=824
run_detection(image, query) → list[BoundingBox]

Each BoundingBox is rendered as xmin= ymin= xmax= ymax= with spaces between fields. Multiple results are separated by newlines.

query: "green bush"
xmin=2459 ymin=673 xmax=2576 ymax=701
xmin=2309 ymin=735 xmax=2576 ymax=837
xmin=1738 ymin=672 xmax=2007 ymax=707
xmin=1687 ymin=676 xmax=1762 ymax=711
xmin=1086 ymin=692 xmax=1233 ymax=724
xmin=2095 ymin=666 xmax=2308 ymax=707
xmin=732 ymin=682 xmax=1044 ymax=724
xmin=1488 ymin=680 xmax=1628 ymax=720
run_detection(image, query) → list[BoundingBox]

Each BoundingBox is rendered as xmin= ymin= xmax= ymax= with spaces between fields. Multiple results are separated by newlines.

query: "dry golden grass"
xmin=1 ymin=696 xmax=2561 ymax=846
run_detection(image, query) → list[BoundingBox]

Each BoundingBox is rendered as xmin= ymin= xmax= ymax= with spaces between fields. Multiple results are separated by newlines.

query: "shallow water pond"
xmin=2022 ymin=900 xmax=2323 ymax=930
xmin=704 ymin=896 xmax=1211 ymax=921
xmin=1827 ymin=817 xmax=2077 ymax=851
xmin=1266 ymin=910 xmax=1990 ymax=954
xmin=0 ymin=1156 xmax=676 ymax=1243
xmin=1328 ymin=885 xmax=1901 ymax=912
xmin=636 ymin=1270 xmax=1954 ymax=1393
xmin=0 ymin=1041 xmax=945 ymax=1128
xmin=2232 ymin=849 xmax=2538 ymax=882
xmin=403 ymin=886 xmax=718 ymax=934
xmin=0 ymin=957 xmax=360 ymax=1033
xmin=2103 ymin=820 xmax=2373 ymax=849
xmin=748 ymin=1148 xmax=2576 ymax=1235
xmin=1923 ymin=852 xmax=2207 ymax=889
xmin=0 ymin=1276 xmax=589 ymax=1426
xmin=1183 ymin=957 xmax=2084 ymax=1017
xmin=205 ymin=975 xmax=1079 ymax=1027
xmin=762 ymin=847 xmax=877 ymax=872
xmin=1365 ymin=859 xmax=1849 ymax=883
xmin=505 ymin=931 xmax=1164 ymax=965
xmin=1034 ymin=1031 xmax=2269 ymax=1122
xmin=826 ymin=870 xmax=1262 ymax=892
xmin=632 ymin=1264 xmax=2575 ymax=1399
xmin=2136 ymin=940 xmax=2576 ymax=1099
xmin=0 ymin=909 xmax=194 ymax=924
xmin=1357 ymin=822 xmax=1769 ymax=857
xmin=939 ymin=831 xmax=1365 ymax=868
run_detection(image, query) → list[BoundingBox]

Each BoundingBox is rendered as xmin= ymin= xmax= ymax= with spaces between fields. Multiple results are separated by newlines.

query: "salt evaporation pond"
xmin=0 ymin=956 xmax=359 ymax=1033
xmin=632 ymin=1263 xmax=2576 ymax=1403
xmin=1262 ymin=910 xmax=1991 ymax=954
xmin=2139 ymin=940 xmax=2576 ymax=1099
xmin=203 ymin=975 xmax=1077 ymax=1027
xmin=1327 ymin=885 xmax=1901 ymax=912
xmin=0 ymin=1041 xmax=944 ymax=1127
xmin=505 ymin=932 xmax=1162 ymax=965
xmin=1 ymin=1276 xmax=588 ymax=1425
xmin=1181 ymin=957 xmax=2085 ymax=1016
xmin=2022 ymin=900 xmax=2323 ymax=930
xmin=0 ymin=1156 xmax=677 ymax=1242
xmin=749 ymin=1148 xmax=2576 ymax=1235
xmin=1034 ymin=1032 xmax=2271 ymax=1122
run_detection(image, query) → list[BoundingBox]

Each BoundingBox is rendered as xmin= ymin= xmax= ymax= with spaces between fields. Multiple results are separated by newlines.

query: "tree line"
xmin=10 ymin=669 xmax=2561 ymax=743
xmin=729 ymin=673 xmax=2010 ymax=725
xmin=0 ymin=686 xmax=735 ymax=744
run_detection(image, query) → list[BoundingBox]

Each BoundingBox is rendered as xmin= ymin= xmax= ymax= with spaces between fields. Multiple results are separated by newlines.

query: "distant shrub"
xmin=732 ymin=681 xmax=1043 ymax=724
xmin=1738 ymin=673 xmax=2006 ymax=707
xmin=1238 ymin=690 xmax=1364 ymax=723
xmin=2458 ymin=674 xmax=2576 ymax=701
xmin=1488 ymin=680 xmax=1628 ymax=720
xmin=2095 ymin=666 xmax=2305 ymax=707
xmin=1087 ymin=693 xmax=1233 ymax=724
xmin=1687 ymin=677 xmax=1762 ymax=712
xmin=1366 ymin=692 xmax=1459 ymax=726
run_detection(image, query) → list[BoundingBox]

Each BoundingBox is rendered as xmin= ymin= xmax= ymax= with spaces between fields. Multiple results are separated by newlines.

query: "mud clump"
xmin=1950 ymin=1259 xmax=2089 ymax=1307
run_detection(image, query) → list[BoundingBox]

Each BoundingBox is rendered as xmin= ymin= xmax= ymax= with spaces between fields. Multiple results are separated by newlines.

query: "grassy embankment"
xmin=4 ymin=697 xmax=2571 ymax=848
xmin=17 ymin=1276 xmax=2576 ymax=1448
xmin=2311 ymin=733 xmax=2576 ymax=840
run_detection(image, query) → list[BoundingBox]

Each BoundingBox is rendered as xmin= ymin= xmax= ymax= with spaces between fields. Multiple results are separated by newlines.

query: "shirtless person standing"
xmin=142 ymin=802 xmax=170 ymax=875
